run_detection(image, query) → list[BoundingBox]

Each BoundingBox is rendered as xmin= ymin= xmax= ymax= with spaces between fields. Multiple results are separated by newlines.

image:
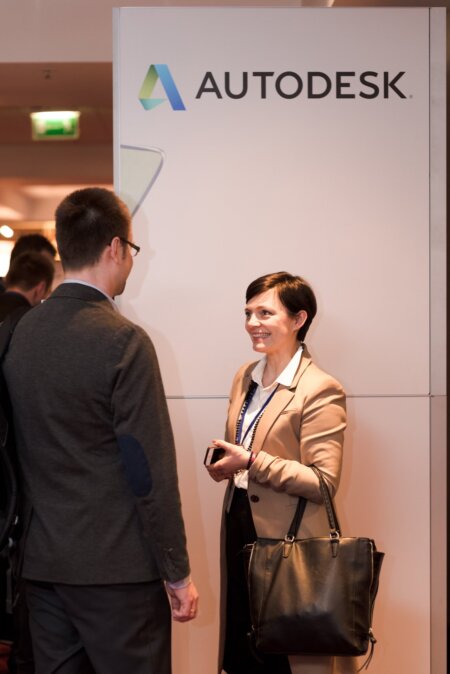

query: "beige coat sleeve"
xmin=248 ymin=367 xmax=346 ymax=503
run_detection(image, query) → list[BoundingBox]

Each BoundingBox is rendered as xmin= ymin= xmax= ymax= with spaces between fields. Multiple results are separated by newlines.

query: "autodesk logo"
xmin=139 ymin=65 xmax=408 ymax=112
xmin=139 ymin=64 xmax=186 ymax=111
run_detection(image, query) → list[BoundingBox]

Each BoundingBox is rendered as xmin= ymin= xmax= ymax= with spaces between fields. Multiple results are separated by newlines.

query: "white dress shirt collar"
xmin=62 ymin=279 xmax=118 ymax=311
xmin=251 ymin=343 xmax=303 ymax=389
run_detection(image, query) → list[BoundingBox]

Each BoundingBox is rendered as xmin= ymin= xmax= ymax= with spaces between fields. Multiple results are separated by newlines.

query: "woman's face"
xmin=245 ymin=288 xmax=304 ymax=358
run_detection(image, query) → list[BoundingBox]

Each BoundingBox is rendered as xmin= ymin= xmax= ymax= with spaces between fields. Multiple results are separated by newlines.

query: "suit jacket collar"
xmin=2 ymin=291 xmax=31 ymax=308
xmin=49 ymin=282 xmax=116 ymax=310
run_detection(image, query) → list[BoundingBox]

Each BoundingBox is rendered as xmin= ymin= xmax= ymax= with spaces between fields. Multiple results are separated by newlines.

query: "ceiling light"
xmin=30 ymin=111 xmax=80 ymax=141
xmin=0 ymin=225 xmax=14 ymax=239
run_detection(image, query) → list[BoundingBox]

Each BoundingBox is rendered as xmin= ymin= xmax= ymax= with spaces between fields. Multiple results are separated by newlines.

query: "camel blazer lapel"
xmin=252 ymin=349 xmax=312 ymax=453
xmin=226 ymin=346 xmax=312 ymax=453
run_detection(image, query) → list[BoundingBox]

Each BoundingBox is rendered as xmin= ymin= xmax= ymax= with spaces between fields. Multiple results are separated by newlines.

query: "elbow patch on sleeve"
xmin=118 ymin=434 xmax=152 ymax=497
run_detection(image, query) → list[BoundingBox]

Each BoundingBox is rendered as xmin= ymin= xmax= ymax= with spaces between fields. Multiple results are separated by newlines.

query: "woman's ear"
xmin=294 ymin=310 xmax=308 ymax=330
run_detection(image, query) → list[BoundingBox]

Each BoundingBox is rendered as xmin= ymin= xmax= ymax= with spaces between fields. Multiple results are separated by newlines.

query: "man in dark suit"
xmin=0 ymin=250 xmax=53 ymax=674
xmin=3 ymin=187 xmax=198 ymax=674
xmin=0 ymin=251 xmax=54 ymax=322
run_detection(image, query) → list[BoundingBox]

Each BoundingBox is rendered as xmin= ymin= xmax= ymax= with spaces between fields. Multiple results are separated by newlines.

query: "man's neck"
xmin=64 ymin=269 xmax=114 ymax=299
xmin=4 ymin=286 xmax=30 ymax=303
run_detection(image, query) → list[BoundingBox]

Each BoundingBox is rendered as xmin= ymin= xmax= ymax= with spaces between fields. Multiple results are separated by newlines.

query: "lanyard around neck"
xmin=235 ymin=381 xmax=279 ymax=447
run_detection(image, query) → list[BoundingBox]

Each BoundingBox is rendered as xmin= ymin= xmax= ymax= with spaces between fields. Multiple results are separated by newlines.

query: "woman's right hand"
xmin=205 ymin=439 xmax=249 ymax=482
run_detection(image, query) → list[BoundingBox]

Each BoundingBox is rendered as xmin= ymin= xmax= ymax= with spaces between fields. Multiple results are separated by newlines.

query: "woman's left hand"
xmin=205 ymin=439 xmax=249 ymax=482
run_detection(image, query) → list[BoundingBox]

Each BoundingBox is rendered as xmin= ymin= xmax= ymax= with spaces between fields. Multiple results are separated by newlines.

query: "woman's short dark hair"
xmin=55 ymin=187 xmax=130 ymax=270
xmin=246 ymin=272 xmax=317 ymax=342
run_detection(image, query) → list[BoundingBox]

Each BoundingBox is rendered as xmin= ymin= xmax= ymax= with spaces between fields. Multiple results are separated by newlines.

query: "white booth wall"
xmin=114 ymin=7 xmax=446 ymax=674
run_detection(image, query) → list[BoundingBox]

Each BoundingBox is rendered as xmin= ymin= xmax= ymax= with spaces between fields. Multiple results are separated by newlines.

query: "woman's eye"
xmin=261 ymin=310 xmax=272 ymax=316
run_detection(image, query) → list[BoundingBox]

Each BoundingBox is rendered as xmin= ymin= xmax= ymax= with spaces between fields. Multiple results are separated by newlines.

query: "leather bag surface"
xmin=247 ymin=466 xmax=384 ymax=662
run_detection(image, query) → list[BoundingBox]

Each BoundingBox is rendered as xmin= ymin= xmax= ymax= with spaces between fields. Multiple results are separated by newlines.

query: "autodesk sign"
xmin=139 ymin=65 xmax=407 ymax=111
xmin=196 ymin=70 xmax=407 ymax=100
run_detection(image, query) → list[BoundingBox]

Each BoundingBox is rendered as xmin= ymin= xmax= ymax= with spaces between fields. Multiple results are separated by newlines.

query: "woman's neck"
xmin=262 ymin=344 xmax=299 ymax=388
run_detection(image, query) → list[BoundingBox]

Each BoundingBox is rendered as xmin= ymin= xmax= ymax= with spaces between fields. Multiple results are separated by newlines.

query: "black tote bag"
xmin=246 ymin=466 xmax=384 ymax=667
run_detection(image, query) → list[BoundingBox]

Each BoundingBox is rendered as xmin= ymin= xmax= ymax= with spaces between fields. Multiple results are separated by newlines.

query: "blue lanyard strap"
xmin=235 ymin=381 xmax=279 ymax=448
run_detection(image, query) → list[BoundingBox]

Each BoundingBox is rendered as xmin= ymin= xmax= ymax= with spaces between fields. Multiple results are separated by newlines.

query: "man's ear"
xmin=108 ymin=236 xmax=124 ymax=264
xmin=30 ymin=280 xmax=48 ymax=305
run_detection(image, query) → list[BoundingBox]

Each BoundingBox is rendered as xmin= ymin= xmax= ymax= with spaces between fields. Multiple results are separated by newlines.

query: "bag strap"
xmin=285 ymin=496 xmax=307 ymax=540
xmin=285 ymin=465 xmax=341 ymax=540
xmin=310 ymin=465 xmax=341 ymax=537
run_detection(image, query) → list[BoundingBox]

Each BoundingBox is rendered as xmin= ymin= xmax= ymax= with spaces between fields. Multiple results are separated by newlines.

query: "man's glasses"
xmin=119 ymin=237 xmax=140 ymax=257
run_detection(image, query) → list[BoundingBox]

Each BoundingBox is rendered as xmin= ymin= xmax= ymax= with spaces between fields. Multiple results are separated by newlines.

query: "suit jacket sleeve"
xmin=110 ymin=322 xmax=190 ymax=583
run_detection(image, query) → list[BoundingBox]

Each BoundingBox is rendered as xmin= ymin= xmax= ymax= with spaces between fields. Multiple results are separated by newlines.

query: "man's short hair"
xmin=55 ymin=188 xmax=130 ymax=270
xmin=5 ymin=252 xmax=55 ymax=292
xmin=10 ymin=234 xmax=56 ymax=262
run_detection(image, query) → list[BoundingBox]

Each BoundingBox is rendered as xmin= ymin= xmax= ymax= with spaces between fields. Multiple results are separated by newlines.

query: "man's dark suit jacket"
xmin=0 ymin=292 xmax=31 ymax=323
xmin=3 ymin=282 xmax=190 ymax=585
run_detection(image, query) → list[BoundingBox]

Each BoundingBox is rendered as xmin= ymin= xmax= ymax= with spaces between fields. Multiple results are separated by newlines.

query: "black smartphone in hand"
xmin=204 ymin=446 xmax=226 ymax=466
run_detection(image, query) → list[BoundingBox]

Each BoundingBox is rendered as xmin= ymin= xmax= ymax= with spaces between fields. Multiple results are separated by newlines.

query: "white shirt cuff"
xmin=166 ymin=575 xmax=192 ymax=589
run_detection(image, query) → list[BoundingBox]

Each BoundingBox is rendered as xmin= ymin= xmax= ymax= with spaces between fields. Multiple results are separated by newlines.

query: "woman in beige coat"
xmin=206 ymin=272 xmax=356 ymax=674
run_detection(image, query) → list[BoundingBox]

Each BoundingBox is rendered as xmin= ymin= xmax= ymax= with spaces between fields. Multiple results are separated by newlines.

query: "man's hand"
xmin=166 ymin=581 xmax=199 ymax=622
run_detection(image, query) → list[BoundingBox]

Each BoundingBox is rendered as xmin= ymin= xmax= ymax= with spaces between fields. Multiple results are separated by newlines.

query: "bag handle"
xmin=286 ymin=465 xmax=341 ymax=540
xmin=310 ymin=465 xmax=341 ymax=538
xmin=285 ymin=496 xmax=307 ymax=540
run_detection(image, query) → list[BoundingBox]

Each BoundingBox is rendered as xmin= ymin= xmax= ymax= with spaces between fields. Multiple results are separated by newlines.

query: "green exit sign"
xmin=31 ymin=111 xmax=80 ymax=141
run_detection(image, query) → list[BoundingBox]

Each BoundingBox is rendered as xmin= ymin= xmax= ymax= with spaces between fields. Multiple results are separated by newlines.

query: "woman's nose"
xmin=247 ymin=313 xmax=260 ymax=326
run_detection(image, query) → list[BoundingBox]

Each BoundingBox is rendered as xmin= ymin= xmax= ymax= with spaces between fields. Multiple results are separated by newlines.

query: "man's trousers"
xmin=26 ymin=579 xmax=171 ymax=674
